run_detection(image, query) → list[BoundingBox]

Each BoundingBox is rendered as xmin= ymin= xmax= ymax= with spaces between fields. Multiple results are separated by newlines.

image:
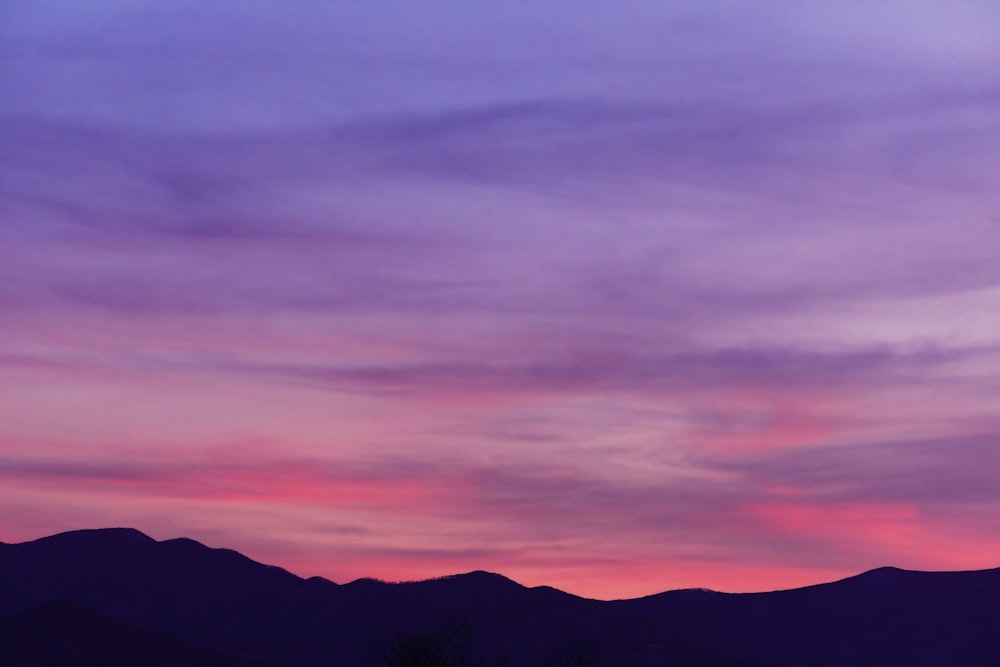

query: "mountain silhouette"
xmin=0 ymin=600 xmax=278 ymax=666
xmin=3 ymin=528 xmax=1000 ymax=666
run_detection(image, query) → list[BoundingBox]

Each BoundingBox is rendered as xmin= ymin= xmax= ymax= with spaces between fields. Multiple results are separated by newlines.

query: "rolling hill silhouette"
xmin=0 ymin=600 xmax=278 ymax=666
xmin=3 ymin=528 xmax=1000 ymax=665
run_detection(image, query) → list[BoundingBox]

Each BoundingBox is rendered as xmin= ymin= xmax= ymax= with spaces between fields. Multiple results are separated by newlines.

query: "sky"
xmin=2 ymin=1 xmax=1000 ymax=600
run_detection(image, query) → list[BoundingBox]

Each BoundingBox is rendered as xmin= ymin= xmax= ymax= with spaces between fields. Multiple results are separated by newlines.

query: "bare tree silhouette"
xmin=372 ymin=619 xmax=509 ymax=667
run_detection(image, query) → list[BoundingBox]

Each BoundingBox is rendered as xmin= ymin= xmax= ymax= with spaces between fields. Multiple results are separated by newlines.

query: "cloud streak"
xmin=3 ymin=0 xmax=1000 ymax=598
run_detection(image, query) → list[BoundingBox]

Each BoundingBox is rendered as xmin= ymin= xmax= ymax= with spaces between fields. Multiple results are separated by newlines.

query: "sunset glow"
xmin=3 ymin=1 xmax=1000 ymax=599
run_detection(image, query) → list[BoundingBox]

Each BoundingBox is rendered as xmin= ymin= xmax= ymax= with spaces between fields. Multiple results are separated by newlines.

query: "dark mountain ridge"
xmin=0 ymin=600 xmax=278 ymax=667
xmin=3 ymin=528 xmax=1000 ymax=666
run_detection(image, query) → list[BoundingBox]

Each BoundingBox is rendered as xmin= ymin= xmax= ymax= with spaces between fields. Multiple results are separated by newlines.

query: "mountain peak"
xmin=4 ymin=529 xmax=1000 ymax=666
xmin=839 ymin=565 xmax=908 ymax=585
xmin=29 ymin=527 xmax=155 ymax=547
xmin=861 ymin=565 xmax=905 ymax=576
xmin=455 ymin=569 xmax=515 ymax=582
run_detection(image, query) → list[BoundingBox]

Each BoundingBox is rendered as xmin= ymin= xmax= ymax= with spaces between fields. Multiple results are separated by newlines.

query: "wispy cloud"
xmin=4 ymin=0 xmax=1000 ymax=598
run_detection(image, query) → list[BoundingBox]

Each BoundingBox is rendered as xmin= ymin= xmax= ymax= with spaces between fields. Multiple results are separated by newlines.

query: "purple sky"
xmin=3 ymin=1 xmax=1000 ymax=598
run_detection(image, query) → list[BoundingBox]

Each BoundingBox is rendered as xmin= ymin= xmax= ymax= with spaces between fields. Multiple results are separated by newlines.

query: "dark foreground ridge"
xmin=3 ymin=529 xmax=1000 ymax=666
